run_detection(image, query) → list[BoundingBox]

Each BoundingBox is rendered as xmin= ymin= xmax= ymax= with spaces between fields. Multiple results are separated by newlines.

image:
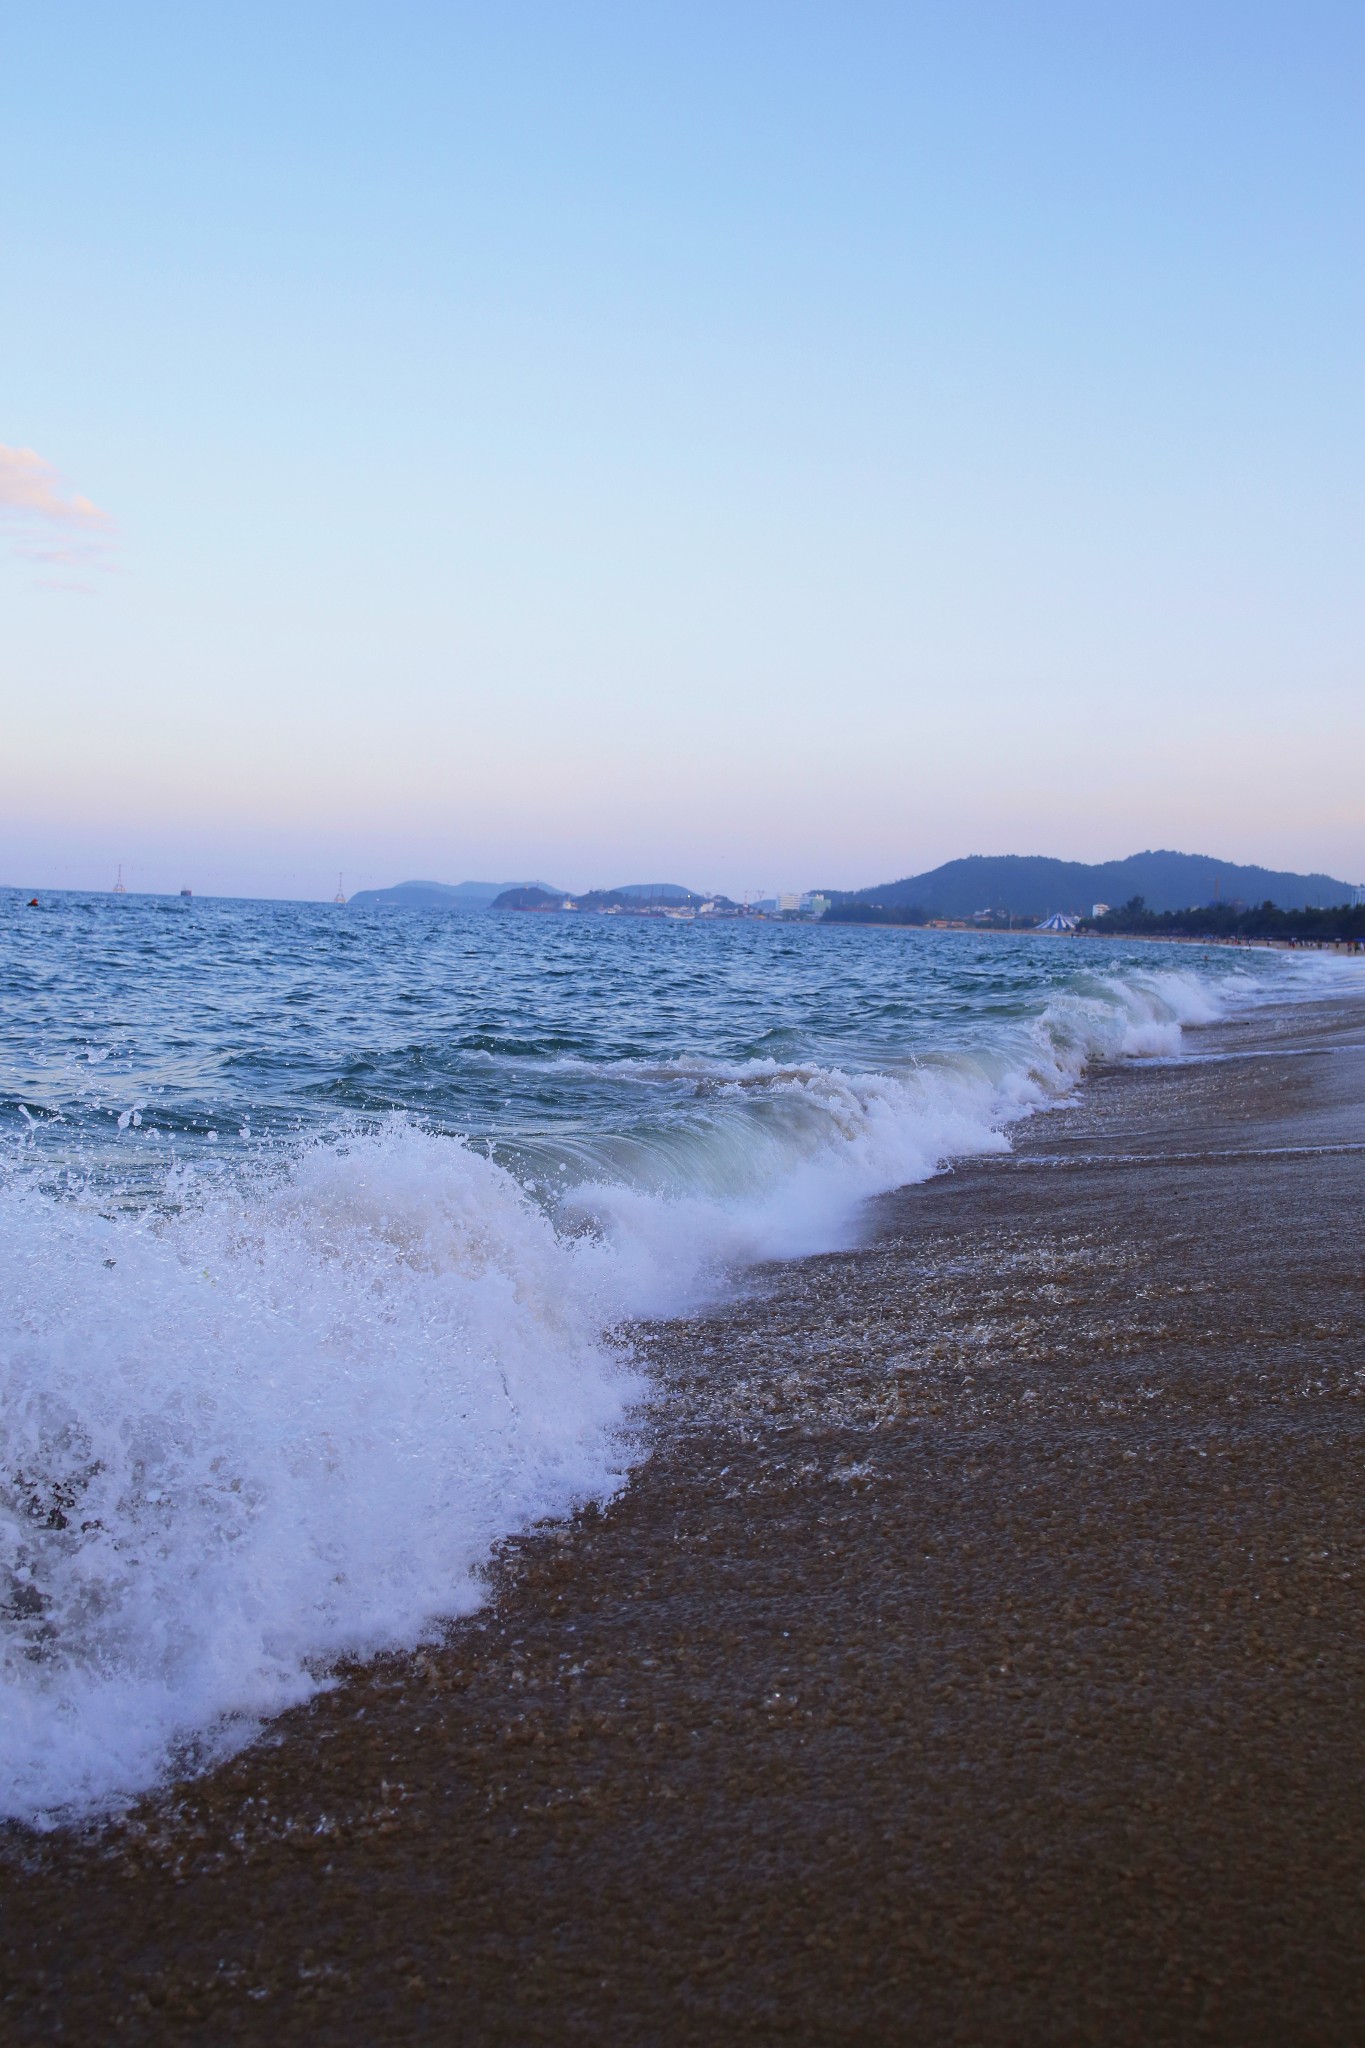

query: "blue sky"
xmin=3 ymin=2 xmax=1362 ymax=897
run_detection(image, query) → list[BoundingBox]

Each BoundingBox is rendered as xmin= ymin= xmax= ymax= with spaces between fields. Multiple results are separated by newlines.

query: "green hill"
xmin=834 ymin=851 xmax=1356 ymax=921
xmin=347 ymin=879 xmax=561 ymax=911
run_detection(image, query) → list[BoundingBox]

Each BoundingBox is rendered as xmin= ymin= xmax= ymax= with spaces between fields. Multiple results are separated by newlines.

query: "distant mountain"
xmin=835 ymin=851 xmax=1357 ymax=921
xmin=593 ymin=882 xmax=711 ymax=907
xmin=490 ymin=882 xmax=719 ymax=912
xmin=346 ymin=879 xmax=562 ymax=912
xmin=490 ymin=887 xmax=571 ymax=911
xmin=578 ymin=884 xmax=738 ymax=911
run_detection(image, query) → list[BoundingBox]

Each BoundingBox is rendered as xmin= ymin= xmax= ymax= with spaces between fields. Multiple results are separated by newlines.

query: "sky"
xmin=3 ymin=1 xmax=1362 ymax=900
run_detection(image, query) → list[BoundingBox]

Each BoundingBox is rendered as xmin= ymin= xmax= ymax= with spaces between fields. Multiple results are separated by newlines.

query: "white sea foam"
xmin=0 ymin=952 xmax=1319 ymax=1825
xmin=554 ymin=964 xmax=1239 ymax=1302
xmin=0 ymin=1130 xmax=639 ymax=1826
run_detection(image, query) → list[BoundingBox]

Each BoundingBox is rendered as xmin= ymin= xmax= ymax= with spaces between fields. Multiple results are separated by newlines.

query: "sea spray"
xmin=0 ymin=1128 xmax=639 ymax=1825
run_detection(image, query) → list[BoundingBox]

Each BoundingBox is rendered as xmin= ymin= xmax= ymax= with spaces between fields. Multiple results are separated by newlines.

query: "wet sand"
xmin=4 ymin=993 xmax=1364 ymax=2044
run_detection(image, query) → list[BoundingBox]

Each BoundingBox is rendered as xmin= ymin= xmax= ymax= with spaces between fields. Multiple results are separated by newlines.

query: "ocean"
xmin=0 ymin=889 xmax=1347 ymax=1826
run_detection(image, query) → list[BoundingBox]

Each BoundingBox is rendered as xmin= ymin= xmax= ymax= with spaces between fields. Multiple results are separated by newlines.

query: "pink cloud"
xmin=0 ymin=444 xmax=114 ymax=581
xmin=0 ymin=445 xmax=109 ymax=526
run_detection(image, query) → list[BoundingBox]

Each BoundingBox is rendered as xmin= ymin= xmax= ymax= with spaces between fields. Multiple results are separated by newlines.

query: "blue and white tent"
xmin=1037 ymin=911 xmax=1079 ymax=932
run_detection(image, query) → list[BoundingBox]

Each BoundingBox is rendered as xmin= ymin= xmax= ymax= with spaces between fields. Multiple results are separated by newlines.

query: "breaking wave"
xmin=0 ymin=953 xmax=1304 ymax=1824
xmin=0 ymin=1132 xmax=639 ymax=1826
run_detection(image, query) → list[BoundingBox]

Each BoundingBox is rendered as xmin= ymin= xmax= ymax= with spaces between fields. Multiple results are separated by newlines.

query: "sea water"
xmin=0 ymin=890 xmax=1344 ymax=1824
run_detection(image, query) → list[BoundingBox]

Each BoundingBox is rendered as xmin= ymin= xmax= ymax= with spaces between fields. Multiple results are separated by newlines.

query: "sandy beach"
xmin=4 ymin=990 xmax=1363 ymax=2045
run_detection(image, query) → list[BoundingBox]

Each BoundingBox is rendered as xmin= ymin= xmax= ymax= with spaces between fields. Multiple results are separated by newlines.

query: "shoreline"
xmin=5 ymin=990 xmax=1365 ymax=2043
xmin=826 ymin=920 xmax=1365 ymax=953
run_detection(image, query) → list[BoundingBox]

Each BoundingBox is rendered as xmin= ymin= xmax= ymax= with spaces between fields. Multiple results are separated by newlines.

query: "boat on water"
xmin=332 ymin=872 xmax=347 ymax=905
xmin=111 ymin=866 xmax=127 ymax=895
xmin=180 ymin=887 xmax=192 ymax=899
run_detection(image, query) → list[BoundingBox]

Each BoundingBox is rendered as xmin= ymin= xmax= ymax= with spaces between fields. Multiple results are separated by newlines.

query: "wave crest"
xmin=0 ymin=1128 xmax=638 ymax=1825
xmin=0 ymin=955 xmax=1246 ymax=1824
